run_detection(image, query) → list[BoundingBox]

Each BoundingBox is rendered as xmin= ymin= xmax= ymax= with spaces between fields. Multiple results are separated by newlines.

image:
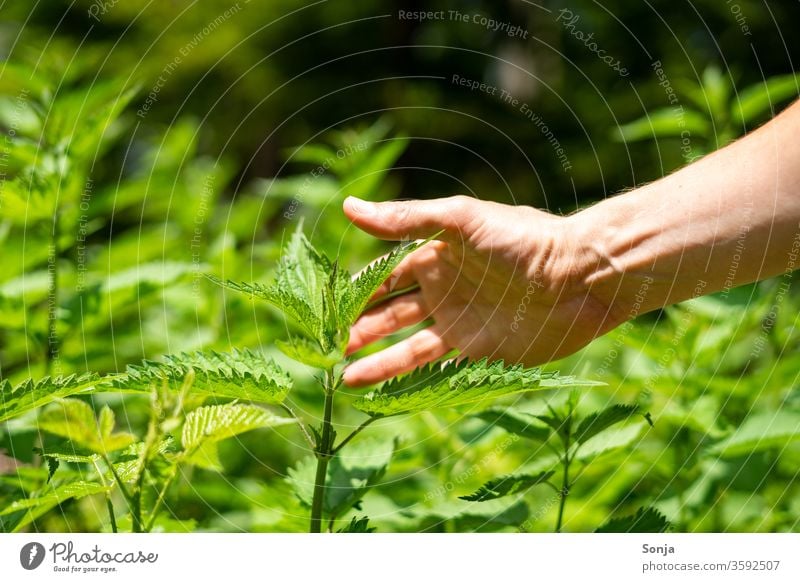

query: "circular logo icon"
xmin=20 ymin=542 xmax=46 ymax=570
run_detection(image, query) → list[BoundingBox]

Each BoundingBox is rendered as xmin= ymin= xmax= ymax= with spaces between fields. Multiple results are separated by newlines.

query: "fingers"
xmin=343 ymin=195 xmax=477 ymax=242
xmin=343 ymin=327 xmax=451 ymax=387
xmin=346 ymin=290 xmax=429 ymax=355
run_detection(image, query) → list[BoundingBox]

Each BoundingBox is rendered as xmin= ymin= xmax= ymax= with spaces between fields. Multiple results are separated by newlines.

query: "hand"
xmin=341 ymin=195 xmax=622 ymax=386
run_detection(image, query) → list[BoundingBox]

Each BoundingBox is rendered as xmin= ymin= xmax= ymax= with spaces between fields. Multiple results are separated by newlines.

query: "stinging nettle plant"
xmin=211 ymin=225 xmax=599 ymax=533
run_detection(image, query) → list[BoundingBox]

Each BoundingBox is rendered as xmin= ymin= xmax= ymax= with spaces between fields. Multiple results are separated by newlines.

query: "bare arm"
xmin=342 ymin=100 xmax=800 ymax=386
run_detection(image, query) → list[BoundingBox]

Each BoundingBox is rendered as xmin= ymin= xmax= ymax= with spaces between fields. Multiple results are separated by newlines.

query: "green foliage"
xmin=38 ymin=400 xmax=135 ymax=455
xmin=181 ymin=403 xmax=296 ymax=470
xmin=0 ymin=374 xmax=103 ymax=423
xmin=460 ymin=471 xmax=555 ymax=502
xmin=596 ymin=507 xmax=670 ymax=533
xmin=105 ymin=349 xmax=293 ymax=405
xmin=211 ymin=226 xmax=421 ymax=360
xmin=1 ymin=480 xmax=109 ymax=533
xmin=354 ymin=359 xmax=598 ymax=417
xmin=288 ymin=438 xmax=395 ymax=524
xmin=710 ymin=409 xmax=800 ymax=458
xmin=616 ymin=66 xmax=800 ymax=156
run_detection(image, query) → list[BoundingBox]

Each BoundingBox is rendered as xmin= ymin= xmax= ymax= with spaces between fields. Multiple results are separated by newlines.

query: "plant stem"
xmin=280 ymin=403 xmax=316 ymax=450
xmin=555 ymin=452 xmax=570 ymax=533
xmin=144 ymin=468 xmax=179 ymax=532
xmin=331 ymin=417 xmax=376 ymax=455
xmin=310 ymin=369 xmax=336 ymax=533
xmin=555 ymin=419 xmax=572 ymax=533
xmin=93 ymin=458 xmax=118 ymax=533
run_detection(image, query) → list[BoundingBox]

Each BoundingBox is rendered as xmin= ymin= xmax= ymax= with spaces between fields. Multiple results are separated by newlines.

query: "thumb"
xmin=343 ymin=195 xmax=475 ymax=241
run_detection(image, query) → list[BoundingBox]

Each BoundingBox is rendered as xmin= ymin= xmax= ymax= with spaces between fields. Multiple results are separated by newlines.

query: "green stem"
xmin=281 ymin=403 xmax=316 ymax=450
xmin=101 ymin=453 xmax=135 ymax=510
xmin=144 ymin=468 xmax=179 ymax=532
xmin=555 ymin=420 xmax=572 ymax=533
xmin=93 ymin=458 xmax=117 ymax=533
xmin=555 ymin=453 xmax=570 ymax=533
xmin=331 ymin=417 xmax=376 ymax=455
xmin=310 ymin=369 xmax=336 ymax=533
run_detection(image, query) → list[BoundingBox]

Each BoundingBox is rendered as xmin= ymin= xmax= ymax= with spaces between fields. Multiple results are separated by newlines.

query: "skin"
xmin=342 ymin=100 xmax=800 ymax=387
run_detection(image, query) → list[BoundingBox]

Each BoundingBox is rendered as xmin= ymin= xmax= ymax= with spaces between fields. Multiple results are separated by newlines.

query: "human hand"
xmin=341 ymin=195 xmax=621 ymax=386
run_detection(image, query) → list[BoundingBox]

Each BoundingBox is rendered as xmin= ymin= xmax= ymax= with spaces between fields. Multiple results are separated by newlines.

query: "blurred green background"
xmin=0 ymin=0 xmax=798 ymax=533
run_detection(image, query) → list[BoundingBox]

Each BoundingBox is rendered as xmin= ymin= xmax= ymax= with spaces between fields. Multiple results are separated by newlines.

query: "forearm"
xmin=573 ymin=99 xmax=800 ymax=319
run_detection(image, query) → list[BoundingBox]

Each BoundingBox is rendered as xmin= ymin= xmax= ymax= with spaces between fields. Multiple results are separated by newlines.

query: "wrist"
xmin=565 ymin=186 xmax=671 ymax=325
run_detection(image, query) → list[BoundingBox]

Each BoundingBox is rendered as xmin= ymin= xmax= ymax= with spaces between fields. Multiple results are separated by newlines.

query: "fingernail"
xmin=345 ymin=196 xmax=376 ymax=216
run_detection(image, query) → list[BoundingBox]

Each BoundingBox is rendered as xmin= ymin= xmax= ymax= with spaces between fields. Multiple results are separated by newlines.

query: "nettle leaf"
xmin=710 ymin=409 xmax=800 ymax=458
xmin=614 ymin=108 xmax=710 ymax=142
xmin=106 ymin=349 xmax=292 ymax=405
xmin=0 ymin=374 xmax=103 ymax=423
xmin=0 ymin=480 xmax=109 ymax=532
xmin=337 ymin=516 xmax=376 ymax=533
xmin=575 ymin=404 xmax=641 ymax=445
xmin=354 ymin=359 xmax=590 ymax=417
xmin=288 ymin=438 xmax=394 ymax=521
xmin=460 ymin=470 xmax=555 ymax=502
xmin=732 ymin=73 xmax=800 ymax=125
xmin=475 ymin=407 xmax=552 ymax=441
xmin=37 ymin=400 xmax=136 ymax=455
xmin=337 ymin=239 xmax=422 ymax=327
xmin=276 ymin=336 xmax=342 ymax=369
xmin=211 ymin=225 xmax=422 ymax=363
xmin=181 ymin=403 xmax=295 ymax=470
xmin=596 ymin=507 xmax=670 ymax=533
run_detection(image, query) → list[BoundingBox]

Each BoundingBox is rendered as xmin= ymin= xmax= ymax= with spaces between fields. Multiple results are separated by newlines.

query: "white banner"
xmin=1 ymin=534 xmax=797 ymax=581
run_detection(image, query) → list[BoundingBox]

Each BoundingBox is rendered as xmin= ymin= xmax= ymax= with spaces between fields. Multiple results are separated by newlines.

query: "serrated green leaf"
xmin=0 ymin=480 xmax=109 ymax=532
xmin=37 ymin=400 xmax=136 ymax=455
xmin=732 ymin=73 xmax=800 ymax=124
xmin=460 ymin=470 xmax=555 ymax=502
xmin=355 ymin=359 xmax=586 ymax=417
xmin=105 ymin=349 xmax=292 ymax=405
xmin=574 ymin=423 xmax=645 ymax=461
xmin=575 ymin=404 xmax=641 ymax=445
xmin=288 ymin=438 xmax=394 ymax=521
xmin=337 ymin=239 xmax=422 ymax=327
xmin=276 ymin=336 xmax=342 ymax=369
xmin=475 ymin=407 xmax=552 ymax=441
xmin=0 ymin=374 xmax=103 ymax=423
xmin=614 ymin=108 xmax=710 ymax=142
xmin=710 ymin=409 xmax=800 ymax=458
xmin=181 ymin=403 xmax=295 ymax=469
xmin=337 ymin=516 xmax=376 ymax=533
xmin=595 ymin=507 xmax=670 ymax=533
